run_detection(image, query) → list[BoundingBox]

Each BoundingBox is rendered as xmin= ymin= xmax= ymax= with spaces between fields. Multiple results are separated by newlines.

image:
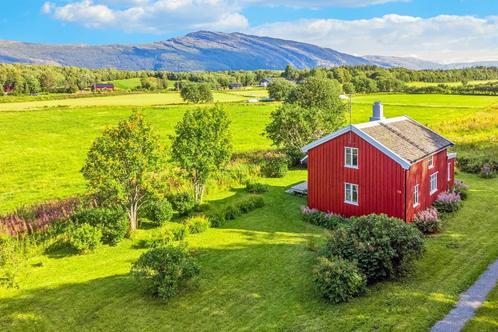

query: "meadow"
xmin=1 ymin=92 xmax=498 ymax=331
xmin=406 ymin=80 xmax=498 ymax=87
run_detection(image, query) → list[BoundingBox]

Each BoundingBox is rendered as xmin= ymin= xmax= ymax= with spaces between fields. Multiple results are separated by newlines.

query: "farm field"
xmin=0 ymin=172 xmax=497 ymax=331
xmin=1 ymin=93 xmax=498 ymax=213
xmin=0 ymin=90 xmax=258 ymax=112
xmin=109 ymin=78 xmax=142 ymax=90
xmin=406 ymin=80 xmax=498 ymax=87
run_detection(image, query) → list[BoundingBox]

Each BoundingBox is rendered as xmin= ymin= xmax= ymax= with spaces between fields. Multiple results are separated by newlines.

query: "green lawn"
xmin=110 ymin=78 xmax=142 ymax=90
xmin=406 ymin=80 xmax=498 ymax=87
xmin=0 ymin=172 xmax=497 ymax=331
xmin=464 ymin=284 xmax=498 ymax=331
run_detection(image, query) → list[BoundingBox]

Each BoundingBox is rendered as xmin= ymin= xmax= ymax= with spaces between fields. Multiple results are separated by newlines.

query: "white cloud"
xmin=250 ymin=14 xmax=498 ymax=63
xmin=244 ymin=0 xmax=406 ymax=8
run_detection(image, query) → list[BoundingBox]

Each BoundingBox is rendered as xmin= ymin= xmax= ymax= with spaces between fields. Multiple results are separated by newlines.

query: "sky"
xmin=1 ymin=0 xmax=498 ymax=63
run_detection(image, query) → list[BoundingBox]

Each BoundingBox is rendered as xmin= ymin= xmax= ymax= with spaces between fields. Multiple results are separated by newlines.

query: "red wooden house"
xmin=301 ymin=102 xmax=456 ymax=222
xmin=91 ymin=83 xmax=114 ymax=92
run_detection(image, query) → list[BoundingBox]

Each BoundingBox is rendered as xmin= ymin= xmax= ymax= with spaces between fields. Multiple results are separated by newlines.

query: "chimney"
xmin=370 ymin=101 xmax=385 ymax=122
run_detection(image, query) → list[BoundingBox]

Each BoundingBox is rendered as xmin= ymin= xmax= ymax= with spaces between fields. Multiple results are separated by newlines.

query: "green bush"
xmin=185 ymin=216 xmax=210 ymax=234
xmin=313 ymin=256 xmax=367 ymax=303
xmin=145 ymin=226 xmax=174 ymax=248
xmin=168 ymin=192 xmax=196 ymax=216
xmin=131 ymin=245 xmax=200 ymax=300
xmin=207 ymin=211 xmax=225 ymax=228
xmin=71 ymin=208 xmax=128 ymax=246
xmin=260 ymin=153 xmax=288 ymax=178
xmin=453 ymin=180 xmax=469 ymax=200
xmin=245 ymin=182 xmax=269 ymax=194
xmin=0 ymin=235 xmax=29 ymax=288
xmin=222 ymin=196 xmax=265 ymax=221
xmin=66 ymin=224 xmax=102 ymax=254
xmin=171 ymin=224 xmax=189 ymax=241
xmin=144 ymin=199 xmax=174 ymax=224
xmin=224 ymin=205 xmax=241 ymax=220
xmin=301 ymin=206 xmax=347 ymax=230
xmin=325 ymin=214 xmax=424 ymax=283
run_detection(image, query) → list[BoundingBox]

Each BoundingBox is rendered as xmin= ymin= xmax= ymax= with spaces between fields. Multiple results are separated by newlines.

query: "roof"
xmin=93 ymin=83 xmax=114 ymax=88
xmin=301 ymin=116 xmax=454 ymax=170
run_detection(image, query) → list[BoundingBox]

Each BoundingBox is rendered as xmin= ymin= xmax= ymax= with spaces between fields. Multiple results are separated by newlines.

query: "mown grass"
xmin=406 ymin=80 xmax=498 ymax=88
xmin=1 ymin=93 xmax=498 ymax=214
xmin=109 ymin=78 xmax=142 ymax=90
xmin=0 ymin=172 xmax=497 ymax=331
xmin=464 ymin=284 xmax=498 ymax=331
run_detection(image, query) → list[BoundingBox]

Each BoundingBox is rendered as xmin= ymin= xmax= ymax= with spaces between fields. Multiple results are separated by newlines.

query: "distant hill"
xmin=0 ymin=31 xmax=496 ymax=71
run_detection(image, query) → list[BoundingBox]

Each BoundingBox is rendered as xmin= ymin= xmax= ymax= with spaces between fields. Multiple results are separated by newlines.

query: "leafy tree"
xmin=180 ymin=83 xmax=213 ymax=103
xmin=282 ymin=64 xmax=300 ymax=80
xmin=267 ymin=78 xmax=294 ymax=101
xmin=81 ymin=112 xmax=164 ymax=231
xmin=286 ymin=77 xmax=345 ymax=114
xmin=171 ymin=105 xmax=232 ymax=203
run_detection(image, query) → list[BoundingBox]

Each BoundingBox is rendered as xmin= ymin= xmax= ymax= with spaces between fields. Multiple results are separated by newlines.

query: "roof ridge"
xmin=378 ymin=122 xmax=432 ymax=155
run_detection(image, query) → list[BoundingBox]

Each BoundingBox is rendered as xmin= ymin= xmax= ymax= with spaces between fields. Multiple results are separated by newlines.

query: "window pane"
xmin=352 ymin=185 xmax=358 ymax=202
xmin=352 ymin=149 xmax=358 ymax=166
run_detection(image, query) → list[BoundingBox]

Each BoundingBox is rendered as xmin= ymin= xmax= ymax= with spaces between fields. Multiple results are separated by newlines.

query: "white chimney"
xmin=370 ymin=102 xmax=385 ymax=122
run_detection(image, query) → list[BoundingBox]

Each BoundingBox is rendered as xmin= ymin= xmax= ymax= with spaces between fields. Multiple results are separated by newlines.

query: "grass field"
xmin=406 ymin=80 xmax=498 ymax=87
xmin=110 ymin=78 xmax=142 ymax=90
xmin=1 ymin=93 xmax=498 ymax=213
xmin=0 ymin=172 xmax=497 ymax=331
xmin=464 ymin=284 xmax=498 ymax=331
xmin=1 ymin=92 xmax=498 ymax=331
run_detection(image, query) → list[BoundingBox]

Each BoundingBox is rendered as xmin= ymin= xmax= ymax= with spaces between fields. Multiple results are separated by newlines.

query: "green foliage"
xmin=180 ymin=83 xmax=213 ymax=103
xmin=167 ymin=192 xmax=196 ymax=216
xmin=260 ymin=152 xmax=288 ymax=177
xmin=131 ymin=245 xmax=200 ymax=300
xmin=313 ymin=256 xmax=367 ymax=304
xmin=267 ymin=79 xmax=294 ymax=101
xmin=81 ymin=112 xmax=164 ymax=231
xmin=300 ymin=207 xmax=347 ymax=230
xmin=171 ymin=224 xmax=189 ymax=241
xmin=245 ymin=182 xmax=269 ymax=194
xmin=143 ymin=199 xmax=174 ymax=225
xmin=217 ymin=196 xmax=265 ymax=224
xmin=171 ymin=105 xmax=232 ymax=203
xmin=66 ymin=224 xmax=102 ymax=254
xmin=325 ymin=214 xmax=424 ymax=283
xmin=71 ymin=208 xmax=128 ymax=246
xmin=184 ymin=216 xmax=210 ymax=234
xmin=265 ymin=79 xmax=346 ymax=162
xmin=432 ymin=192 xmax=462 ymax=214
xmin=206 ymin=211 xmax=226 ymax=228
xmin=145 ymin=226 xmax=174 ymax=248
xmin=0 ymin=236 xmax=30 ymax=288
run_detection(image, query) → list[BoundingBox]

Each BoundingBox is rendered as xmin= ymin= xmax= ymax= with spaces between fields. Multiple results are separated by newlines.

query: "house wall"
xmin=405 ymin=149 xmax=453 ymax=221
xmin=307 ymin=131 xmax=406 ymax=220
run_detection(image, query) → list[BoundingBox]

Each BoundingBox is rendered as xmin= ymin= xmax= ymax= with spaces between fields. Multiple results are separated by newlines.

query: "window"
xmin=413 ymin=184 xmax=420 ymax=207
xmin=430 ymin=172 xmax=438 ymax=195
xmin=428 ymin=155 xmax=434 ymax=169
xmin=344 ymin=183 xmax=359 ymax=205
xmin=448 ymin=163 xmax=451 ymax=181
xmin=345 ymin=147 xmax=358 ymax=168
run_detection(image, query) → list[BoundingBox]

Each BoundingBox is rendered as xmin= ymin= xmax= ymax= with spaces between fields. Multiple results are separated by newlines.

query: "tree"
xmin=180 ymin=83 xmax=213 ymax=103
xmin=81 ymin=112 xmax=164 ymax=231
xmin=267 ymin=78 xmax=294 ymax=101
xmin=286 ymin=77 xmax=344 ymax=113
xmin=171 ymin=105 xmax=232 ymax=203
xmin=282 ymin=64 xmax=299 ymax=80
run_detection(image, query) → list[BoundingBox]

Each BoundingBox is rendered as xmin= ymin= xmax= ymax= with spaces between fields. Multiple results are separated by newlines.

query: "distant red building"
xmin=302 ymin=102 xmax=456 ymax=222
xmin=91 ymin=83 xmax=114 ymax=92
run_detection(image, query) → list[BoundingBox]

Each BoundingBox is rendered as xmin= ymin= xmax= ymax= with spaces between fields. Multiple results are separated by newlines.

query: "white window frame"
xmin=344 ymin=182 xmax=359 ymax=205
xmin=344 ymin=147 xmax=359 ymax=169
xmin=428 ymin=155 xmax=434 ymax=169
xmin=413 ymin=184 xmax=420 ymax=207
xmin=430 ymin=172 xmax=438 ymax=195
xmin=448 ymin=162 xmax=451 ymax=181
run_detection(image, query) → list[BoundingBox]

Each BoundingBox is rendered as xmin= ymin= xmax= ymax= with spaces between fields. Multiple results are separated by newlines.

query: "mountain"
xmin=363 ymin=55 xmax=444 ymax=70
xmin=0 ymin=31 xmax=370 ymax=71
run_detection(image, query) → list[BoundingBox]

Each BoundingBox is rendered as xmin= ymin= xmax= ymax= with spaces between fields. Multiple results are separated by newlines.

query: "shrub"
xmin=0 ymin=235 xmax=29 ymax=288
xmin=237 ymin=196 xmax=265 ymax=213
xmin=414 ymin=207 xmax=441 ymax=234
xmin=245 ymin=182 xmax=269 ymax=194
xmin=479 ymin=163 xmax=497 ymax=179
xmin=207 ymin=211 xmax=225 ymax=228
xmin=143 ymin=199 xmax=174 ymax=224
xmin=325 ymin=214 xmax=424 ymax=283
xmin=433 ymin=191 xmax=462 ymax=214
xmin=170 ymin=224 xmax=189 ymax=241
xmin=66 ymin=224 xmax=102 ymax=254
xmin=313 ymin=256 xmax=367 ymax=303
xmin=145 ymin=226 xmax=174 ymax=248
xmin=260 ymin=152 xmax=288 ymax=178
xmin=131 ymin=245 xmax=200 ymax=300
xmin=453 ymin=180 xmax=469 ymax=200
xmin=301 ymin=206 xmax=347 ymax=230
xmin=71 ymin=208 xmax=128 ymax=246
xmin=185 ymin=216 xmax=210 ymax=234
xmin=168 ymin=192 xmax=196 ymax=216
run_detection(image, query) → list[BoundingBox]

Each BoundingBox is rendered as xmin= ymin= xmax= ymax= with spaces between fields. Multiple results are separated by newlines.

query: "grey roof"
xmin=355 ymin=116 xmax=454 ymax=163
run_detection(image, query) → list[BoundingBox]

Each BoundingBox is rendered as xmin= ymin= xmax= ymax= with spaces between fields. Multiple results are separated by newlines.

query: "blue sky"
xmin=1 ymin=1 xmax=498 ymax=62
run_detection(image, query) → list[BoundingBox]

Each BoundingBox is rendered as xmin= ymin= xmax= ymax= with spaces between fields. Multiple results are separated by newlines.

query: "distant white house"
xmin=259 ymin=78 xmax=273 ymax=87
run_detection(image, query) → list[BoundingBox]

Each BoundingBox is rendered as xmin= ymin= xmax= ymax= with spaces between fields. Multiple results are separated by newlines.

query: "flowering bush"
xmin=433 ymin=191 xmax=462 ymax=213
xmin=479 ymin=163 xmax=497 ymax=179
xmin=414 ymin=207 xmax=441 ymax=234
xmin=453 ymin=180 xmax=469 ymax=200
xmin=301 ymin=206 xmax=347 ymax=230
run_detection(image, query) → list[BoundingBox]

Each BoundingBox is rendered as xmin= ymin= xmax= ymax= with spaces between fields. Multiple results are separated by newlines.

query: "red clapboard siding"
xmin=307 ymin=131 xmax=406 ymax=220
